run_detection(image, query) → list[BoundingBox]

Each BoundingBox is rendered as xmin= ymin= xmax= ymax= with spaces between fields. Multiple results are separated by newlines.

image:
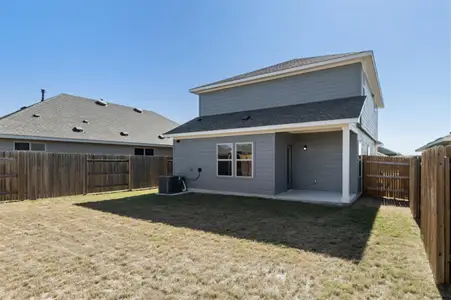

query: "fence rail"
xmin=0 ymin=151 xmax=172 ymax=202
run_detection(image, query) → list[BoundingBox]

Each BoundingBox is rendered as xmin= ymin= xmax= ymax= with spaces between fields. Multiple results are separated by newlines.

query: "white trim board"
xmin=164 ymin=118 xmax=359 ymax=139
xmin=190 ymin=51 xmax=384 ymax=108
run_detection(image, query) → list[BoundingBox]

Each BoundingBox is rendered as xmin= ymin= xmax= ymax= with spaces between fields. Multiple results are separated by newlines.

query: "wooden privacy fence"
xmin=362 ymin=155 xmax=414 ymax=200
xmin=418 ymin=146 xmax=451 ymax=284
xmin=0 ymin=151 xmax=172 ymax=201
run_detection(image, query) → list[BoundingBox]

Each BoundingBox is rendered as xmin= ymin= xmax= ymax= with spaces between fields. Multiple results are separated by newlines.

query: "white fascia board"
xmin=163 ymin=118 xmax=359 ymax=139
xmin=190 ymin=52 xmax=372 ymax=94
xmin=0 ymin=134 xmax=173 ymax=148
xmin=362 ymin=55 xmax=384 ymax=108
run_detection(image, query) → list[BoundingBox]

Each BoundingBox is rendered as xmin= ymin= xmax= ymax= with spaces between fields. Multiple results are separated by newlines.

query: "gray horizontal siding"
xmin=199 ymin=63 xmax=363 ymax=116
xmin=0 ymin=138 xmax=172 ymax=156
xmin=291 ymin=131 xmax=343 ymax=192
xmin=357 ymin=127 xmax=377 ymax=155
xmin=173 ymin=134 xmax=275 ymax=195
xmin=360 ymin=75 xmax=378 ymax=139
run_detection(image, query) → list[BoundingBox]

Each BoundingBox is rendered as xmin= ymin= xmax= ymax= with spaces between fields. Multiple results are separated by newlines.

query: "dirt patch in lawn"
xmin=0 ymin=191 xmax=442 ymax=299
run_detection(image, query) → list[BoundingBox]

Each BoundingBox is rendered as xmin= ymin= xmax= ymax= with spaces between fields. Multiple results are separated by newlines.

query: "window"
xmin=217 ymin=143 xmax=233 ymax=176
xmin=14 ymin=142 xmax=29 ymax=151
xmin=14 ymin=142 xmax=45 ymax=151
xmin=235 ymin=142 xmax=253 ymax=177
xmin=31 ymin=143 xmax=46 ymax=151
xmin=134 ymin=148 xmax=154 ymax=156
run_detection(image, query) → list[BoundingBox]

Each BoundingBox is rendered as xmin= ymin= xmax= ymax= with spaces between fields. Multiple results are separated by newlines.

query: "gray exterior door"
xmin=287 ymin=145 xmax=293 ymax=190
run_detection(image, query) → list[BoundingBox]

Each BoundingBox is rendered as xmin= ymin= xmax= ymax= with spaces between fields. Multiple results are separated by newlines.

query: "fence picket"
xmin=0 ymin=151 xmax=172 ymax=202
xmin=362 ymin=155 xmax=412 ymax=200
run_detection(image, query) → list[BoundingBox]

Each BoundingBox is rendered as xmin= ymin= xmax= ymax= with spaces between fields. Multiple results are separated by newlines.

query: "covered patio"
xmin=274 ymin=190 xmax=358 ymax=205
xmin=273 ymin=123 xmax=364 ymax=205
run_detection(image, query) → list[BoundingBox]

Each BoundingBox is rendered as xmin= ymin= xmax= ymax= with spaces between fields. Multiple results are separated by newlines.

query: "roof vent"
xmin=95 ymin=99 xmax=107 ymax=106
xmin=20 ymin=106 xmax=27 ymax=110
xmin=133 ymin=108 xmax=143 ymax=113
xmin=241 ymin=115 xmax=251 ymax=121
xmin=72 ymin=126 xmax=83 ymax=133
xmin=32 ymin=113 xmax=40 ymax=118
xmin=120 ymin=131 xmax=129 ymax=136
xmin=197 ymin=118 xmax=202 ymax=121
xmin=82 ymin=120 xmax=89 ymax=124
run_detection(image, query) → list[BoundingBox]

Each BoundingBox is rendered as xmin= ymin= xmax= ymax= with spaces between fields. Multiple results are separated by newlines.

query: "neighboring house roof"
xmin=0 ymin=93 xmax=178 ymax=147
xmin=415 ymin=133 xmax=451 ymax=152
xmin=164 ymin=96 xmax=365 ymax=136
xmin=377 ymin=146 xmax=401 ymax=156
xmin=190 ymin=50 xmax=384 ymax=108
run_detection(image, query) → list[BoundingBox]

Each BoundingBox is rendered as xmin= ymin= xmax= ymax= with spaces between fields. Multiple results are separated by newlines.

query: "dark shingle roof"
xmin=415 ymin=133 xmax=451 ymax=152
xmin=165 ymin=96 xmax=365 ymax=135
xmin=192 ymin=51 xmax=366 ymax=91
xmin=0 ymin=93 xmax=178 ymax=146
xmin=377 ymin=146 xmax=401 ymax=156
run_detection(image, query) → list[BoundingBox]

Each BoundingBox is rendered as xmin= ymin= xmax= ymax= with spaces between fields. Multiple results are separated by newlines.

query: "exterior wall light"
xmin=303 ymin=145 xmax=307 ymax=151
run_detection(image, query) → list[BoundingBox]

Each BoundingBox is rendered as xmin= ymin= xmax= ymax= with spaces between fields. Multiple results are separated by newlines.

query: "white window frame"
xmin=13 ymin=141 xmax=46 ymax=152
xmin=216 ymin=143 xmax=233 ymax=177
xmin=235 ymin=142 xmax=254 ymax=178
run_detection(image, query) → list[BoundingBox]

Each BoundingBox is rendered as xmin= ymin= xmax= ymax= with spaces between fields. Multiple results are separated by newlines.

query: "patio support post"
xmin=342 ymin=125 xmax=350 ymax=202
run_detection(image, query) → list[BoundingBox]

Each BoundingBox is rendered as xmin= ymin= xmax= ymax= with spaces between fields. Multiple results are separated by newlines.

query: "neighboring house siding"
xmin=349 ymin=131 xmax=359 ymax=194
xmin=357 ymin=131 xmax=376 ymax=155
xmin=291 ymin=131 xmax=343 ymax=192
xmin=173 ymin=134 xmax=275 ymax=195
xmin=0 ymin=139 xmax=173 ymax=156
xmin=199 ymin=63 xmax=363 ymax=116
xmin=360 ymin=74 xmax=378 ymax=140
xmin=274 ymin=132 xmax=293 ymax=194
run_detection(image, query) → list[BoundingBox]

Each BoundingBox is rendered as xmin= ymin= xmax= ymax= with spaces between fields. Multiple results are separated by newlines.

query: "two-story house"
xmin=163 ymin=51 xmax=384 ymax=204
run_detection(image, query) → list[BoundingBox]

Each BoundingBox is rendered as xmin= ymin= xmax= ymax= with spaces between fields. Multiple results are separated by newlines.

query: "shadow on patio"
xmin=76 ymin=193 xmax=381 ymax=262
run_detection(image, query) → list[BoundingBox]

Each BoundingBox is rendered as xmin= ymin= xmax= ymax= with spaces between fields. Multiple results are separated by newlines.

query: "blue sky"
xmin=0 ymin=0 xmax=449 ymax=154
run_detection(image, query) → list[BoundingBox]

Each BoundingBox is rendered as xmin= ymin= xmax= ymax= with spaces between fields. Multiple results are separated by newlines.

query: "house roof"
xmin=377 ymin=146 xmax=401 ymax=156
xmin=189 ymin=50 xmax=384 ymax=108
xmin=164 ymin=96 xmax=365 ymax=136
xmin=415 ymin=133 xmax=451 ymax=152
xmin=0 ymin=93 xmax=178 ymax=147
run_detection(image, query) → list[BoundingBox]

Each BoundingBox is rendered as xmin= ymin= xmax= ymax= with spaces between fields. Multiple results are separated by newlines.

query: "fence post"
xmin=128 ymin=155 xmax=132 ymax=191
xmin=83 ymin=154 xmax=87 ymax=195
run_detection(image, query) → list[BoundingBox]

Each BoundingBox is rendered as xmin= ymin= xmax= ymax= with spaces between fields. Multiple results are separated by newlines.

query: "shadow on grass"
xmin=76 ymin=193 xmax=381 ymax=261
xmin=437 ymin=284 xmax=451 ymax=300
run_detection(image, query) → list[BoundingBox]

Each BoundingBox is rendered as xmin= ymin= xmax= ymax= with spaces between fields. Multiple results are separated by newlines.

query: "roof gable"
xmin=191 ymin=51 xmax=384 ymax=108
xmin=0 ymin=93 xmax=178 ymax=146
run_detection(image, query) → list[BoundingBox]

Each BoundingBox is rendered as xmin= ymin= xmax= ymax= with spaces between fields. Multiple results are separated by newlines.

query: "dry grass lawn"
xmin=0 ymin=190 xmax=444 ymax=299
